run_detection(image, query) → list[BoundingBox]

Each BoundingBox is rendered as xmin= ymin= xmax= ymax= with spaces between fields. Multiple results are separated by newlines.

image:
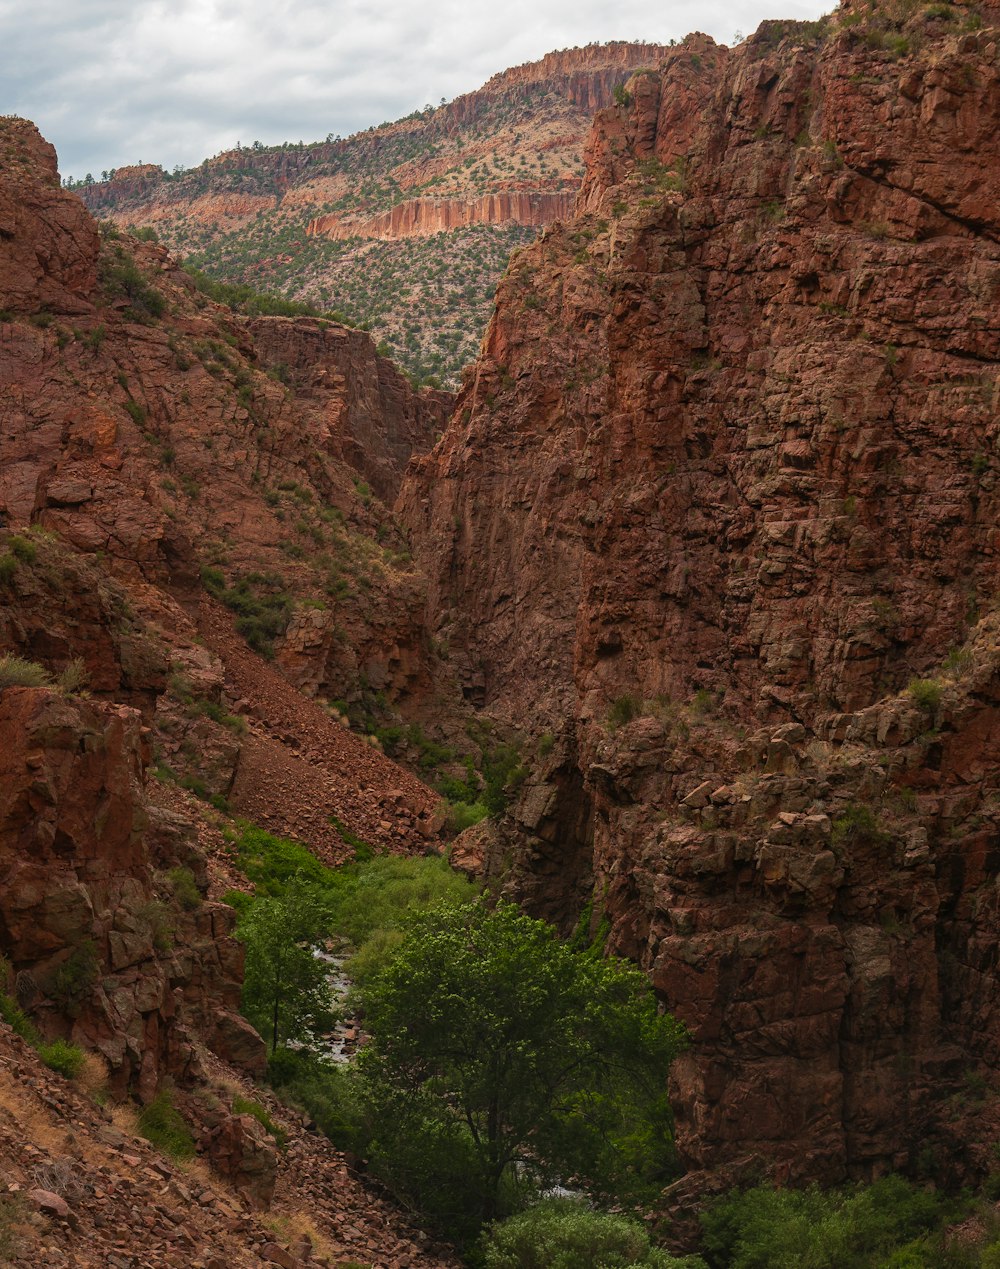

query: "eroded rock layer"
xmin=400 ymin=4 xmax=1000 ymax=1190
xmin=307 ymin=191 xmax=578 ymax=241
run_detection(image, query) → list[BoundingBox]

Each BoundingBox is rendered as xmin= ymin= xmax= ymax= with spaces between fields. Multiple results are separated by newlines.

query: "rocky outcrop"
xmin=400 ymin=5 xmax=1000 ymax=1189
xmin=206 ymin=1113 xmax=278 ymax=1209
xmin=307 ymin=190 xmax=578 ymax=242
xmin=245 ymin=317 xmax=450 ymax=502
xmin=0 ymin=687 xmax=263 ymax=1096
xmin=0 ymin=118 xmax=98 ymax=315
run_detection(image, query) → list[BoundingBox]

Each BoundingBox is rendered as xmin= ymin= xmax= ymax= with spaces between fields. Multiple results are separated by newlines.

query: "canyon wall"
xmin=400 ymin=5 xmax=1000 ymax=1192
xmin=0 ymin=114 xmax=452 ymax=1107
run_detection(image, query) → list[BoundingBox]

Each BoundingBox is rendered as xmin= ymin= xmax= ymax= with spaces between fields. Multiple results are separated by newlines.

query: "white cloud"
xmin=0 ymin=0 xmax=829 ymax=178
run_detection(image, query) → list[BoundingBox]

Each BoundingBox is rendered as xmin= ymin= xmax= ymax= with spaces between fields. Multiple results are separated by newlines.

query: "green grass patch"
xmin=232 ymin=1094 xmax=288 ymax=1149
xmin=136 ymin=1091 xmax=196 ymax=1159
xmin=38 ymin=1038 xmax=86 ymax=1079
xmin=908 ymin=677 xmax=943 ymax=715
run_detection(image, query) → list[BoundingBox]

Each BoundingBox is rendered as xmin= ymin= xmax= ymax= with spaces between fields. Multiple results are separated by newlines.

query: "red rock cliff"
xmin=307 ymin=190 xmax=578 ymax=241
xmin=400 ymin=5 xmax=1000 ymax=1192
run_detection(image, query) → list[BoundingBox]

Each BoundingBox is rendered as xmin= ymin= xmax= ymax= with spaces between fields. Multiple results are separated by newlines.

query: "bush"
xmin=193 ymin=698 xmax=247 ymax=733
xmin=138 ymin=900 xmax=174 ymax=952
xmin=38 ymin=1039 xmax=86 ymax=1079
xmin=99 ymin=250 xmax=165 ymax=320
xmin=443 ymin=799 xmax=489 ymax=834
xmin=168 ymin=866 xmax=202 ymax=911
xmin=699 ymin=1176 xmax=957 ymax=1269
xmin=608 ymin=695 xmax=642 ymax=728
xmin=0 ymin=553 xmax=15 ymax=584
xmin=0 ymin=992 xmax=39 ymax=1044
xmin=8 ymin=535 xmax=36 ymax=563
xmin=908 ymin=678 xmax=943 ymax=715
xmin=57 ymin=657 xmax=90 ymax=694
xmin=136 ymin=1091 xmax=196 ymax=1159
xmin=46 ymin=939 xmax=98 ymax=1015
xmin=0 ymin=653 xmax=51 ymax=689
xmin=831 ymin=804 xmax=890 ymax=849
xmin=480 ymin=1200 xmax=704 ymax=1268
xmin=201 ymin=568 xmax=291 ymax=658
xmin=267 ymin=1048 xmax=369 ymax=1155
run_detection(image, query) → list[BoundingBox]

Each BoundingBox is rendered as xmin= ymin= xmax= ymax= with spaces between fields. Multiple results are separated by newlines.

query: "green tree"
xmin=356 ymin=900 xmax=687 ymax=1239
xmin=237 ymin=881 xmax=335 ymax=1054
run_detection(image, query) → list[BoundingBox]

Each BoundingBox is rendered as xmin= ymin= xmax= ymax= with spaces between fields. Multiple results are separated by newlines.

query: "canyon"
xmin=5 ymin=0 xmax=1000 ymax=1262
xmin=399 ymin=0 xmax=1000 ymax=1208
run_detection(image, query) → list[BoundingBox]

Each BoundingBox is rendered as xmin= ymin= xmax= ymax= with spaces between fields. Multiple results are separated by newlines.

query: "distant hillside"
xmin=77 ymin=41 xmax=671 ymax=386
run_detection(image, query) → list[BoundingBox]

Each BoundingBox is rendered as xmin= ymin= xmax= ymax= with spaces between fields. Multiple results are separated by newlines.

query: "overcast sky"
xmin=1 ymin=0 xmax=829 ymax=181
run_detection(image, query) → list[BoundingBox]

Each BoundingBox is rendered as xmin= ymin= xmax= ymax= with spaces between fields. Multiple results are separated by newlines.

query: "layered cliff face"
xmin=77 ymin=43 xmax=671 ymax=386
xmin=307 ymin=191 xmax=578 ymax=242
xmin=400 ymin=3 xmax=1000 ymax=1191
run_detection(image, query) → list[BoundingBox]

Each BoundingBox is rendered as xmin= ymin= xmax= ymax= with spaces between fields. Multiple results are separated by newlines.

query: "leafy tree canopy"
xmin=355 ymin=899 xmax=687 ymax=1239
xmin=237 ymin=880 xmax=335 ymax=1054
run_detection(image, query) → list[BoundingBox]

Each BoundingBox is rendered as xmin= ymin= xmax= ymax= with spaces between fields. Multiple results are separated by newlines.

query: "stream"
xmin=313 ymin=946 xmax=360 ymax=1063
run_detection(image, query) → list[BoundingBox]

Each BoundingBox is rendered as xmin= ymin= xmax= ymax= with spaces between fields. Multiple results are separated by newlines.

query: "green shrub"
xmin=0 ymin=992 xmax=39 ymax=1044
xmin=194 ymin=697 xmax=247 ymax=733
xmin=267 ymin=1048 xmax=369 ymax=1156
xmin=0 ymin=553 xmax=16 ymax=584
xmin=8 ymin=535 xmax=36 ymax=563
xmin=201 ymin=568 xmax=291 ymax=658
xmin=480 ymin=1200 xmax=702 ymax=1268
xmin=831 ymin=804 xmax=890 ymax=849
xmin=46 ymin=939 xmax=98 ymax=1015
xmin=57 ymin=657 xmax=90 ymax=694
xmin=0 ymin=653 xmax=51 ymax=689
xmin=699 ymin=1176 xmax=956 ymax=1269
xmin=100 ymin=250 xmax=166 ymax=320
xmin=138 ymin=900 xmax=174 ymax=952
xmin=908 ymin=678 xmax=943 ymax=715
xmin=38 ymin=1039 xmax=86 ymax=1079
xmin=232 ymin=1094 xmax=288 ymax=1149
xmin=608 ymin=695 xmax=642 ymax=728
xmin=168 ymin=866 xmax=202 ymax=911
xmin=537 ymin=732 xmax=555 ymax=757
xmin=329 ymin=815 xmax=375 ymax=861
xmin=481 ymin=742 xmax=526 ymax=815
xmin=443 ymin=800 xmax=489 ymax=833
xmin=136 ymin=1091 xmax=196 ymax=1159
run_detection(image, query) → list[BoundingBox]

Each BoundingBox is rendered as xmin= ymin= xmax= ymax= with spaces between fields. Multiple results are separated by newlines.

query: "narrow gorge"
xmin=4 ymin=0 xmax=1000 ymax=1264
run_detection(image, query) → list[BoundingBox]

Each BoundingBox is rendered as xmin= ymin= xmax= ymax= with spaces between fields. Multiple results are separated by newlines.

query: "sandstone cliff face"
xmin=400 ymin=6 xmax=1000 ymax=1188
xmin=307 ymin=191 xmax=578 ymax=242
